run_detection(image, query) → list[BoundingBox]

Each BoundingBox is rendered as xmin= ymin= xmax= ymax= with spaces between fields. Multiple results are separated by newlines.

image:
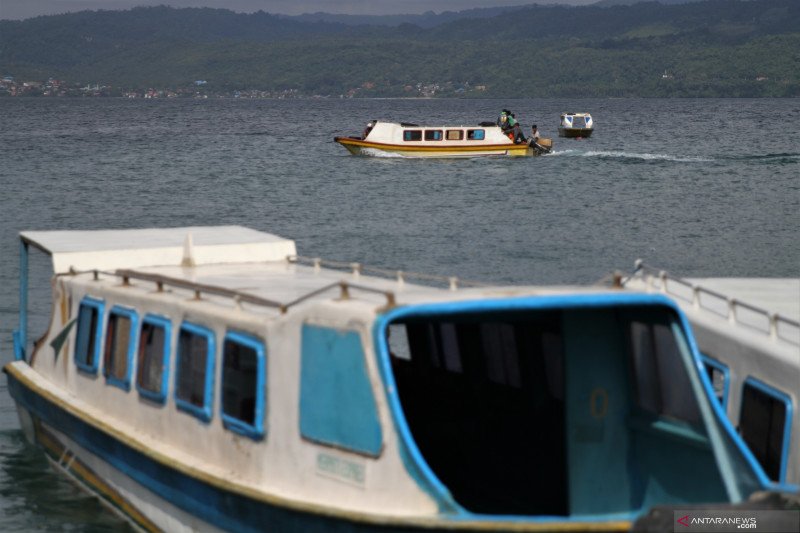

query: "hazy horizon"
xmin=0 ymin=0 xmax=601 ymax=21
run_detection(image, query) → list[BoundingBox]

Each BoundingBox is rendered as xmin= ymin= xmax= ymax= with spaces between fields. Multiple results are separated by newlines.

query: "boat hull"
xmin=558 ymin=127 xmax=593 ymax=138
xmin=334 ymin=137 xmax=543 ymax=158
xmin=4 ymin=362 xmax=630 ymax=532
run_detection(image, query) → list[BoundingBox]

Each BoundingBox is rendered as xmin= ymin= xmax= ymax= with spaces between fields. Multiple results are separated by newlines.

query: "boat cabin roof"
xmin=686 ymin=278 xmax=799 ymax=322
xmin=21 ymin=226 xmax=296 ymax=274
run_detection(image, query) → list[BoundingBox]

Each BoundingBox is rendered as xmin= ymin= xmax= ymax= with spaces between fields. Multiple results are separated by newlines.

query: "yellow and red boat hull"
xmin=334 ymin=136 xmax=545 ymax=158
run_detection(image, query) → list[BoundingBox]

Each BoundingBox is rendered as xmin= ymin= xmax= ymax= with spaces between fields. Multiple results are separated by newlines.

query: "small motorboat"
xmin=335 ymin=120 xmax=552 ymax=158
xmin=558 ymin=112 xmax=594 ymax=138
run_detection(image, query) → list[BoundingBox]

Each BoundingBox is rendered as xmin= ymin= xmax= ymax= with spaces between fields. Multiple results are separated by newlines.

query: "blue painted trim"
xmin=299 ymin=325 xmax=383 ymax=457
xmin=372 ymin=292 xmax=769 ymax=520
xmin=699 ymin=355 xmax=730 ymax=409
xmin=221 ymin=331 xmax=266 ymax=441
xmin=16 ymin=239 xmax=29 ymax=361
xmin=135 ymin=314 xmax=173 ymax=404
xmin=104 ymin=306 xmax=139 ymax=392
xmin=13 ymin=329 xmax=24 ymax=362
xmin=175 ymin=322 xmax=216 ymax=423
xmin=75 ymin=297 xmax=105 ymax=375
xmin=741 ymin=377 xmax=794 ymax=485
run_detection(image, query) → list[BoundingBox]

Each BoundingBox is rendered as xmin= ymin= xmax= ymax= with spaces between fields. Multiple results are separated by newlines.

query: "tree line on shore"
xmin=1 ymin=1 xmax=798 ymax=97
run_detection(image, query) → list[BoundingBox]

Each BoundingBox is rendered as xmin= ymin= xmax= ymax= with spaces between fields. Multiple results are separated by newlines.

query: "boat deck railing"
xmin=626 ymin=260 xmax=800 ymax=346
xmin=288 ymin=255 xmax=486 ymax=291
xmin=67 ymin=267 xmax=397 ymax=314
xmin=65 ymin=257 xmax=485 ymax=316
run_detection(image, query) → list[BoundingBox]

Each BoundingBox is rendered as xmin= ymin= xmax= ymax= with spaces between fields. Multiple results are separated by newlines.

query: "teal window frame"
xmin=221 ymin=331 xmax=266 ymax=440
xmin=136 ymin=314 xmax=172 ymax=404
xmin=174 ymin=322 xmax=216 ymax=423
xmin=103 ymin=305 xmax=138 ymax=391
xmin=75 ymin=296 xmax=105 ymax=375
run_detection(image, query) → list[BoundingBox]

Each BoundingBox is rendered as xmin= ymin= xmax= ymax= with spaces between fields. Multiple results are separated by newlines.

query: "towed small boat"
xmin=335 ymin=120 xmax=552 ymax=158
xmin=4 ymin=226 xmax=790 ymax=532
xmin=558 ymin=112 xmax=593 ymax=138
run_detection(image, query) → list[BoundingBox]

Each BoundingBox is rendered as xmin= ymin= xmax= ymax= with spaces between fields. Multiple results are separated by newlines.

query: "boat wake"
xmin=724 ymin=153 xmax=800 ymax=164
xmin=360 ymin=148 xmax=409 ymax=158
xmin=550 ymin=149 xmax=713 ymax=163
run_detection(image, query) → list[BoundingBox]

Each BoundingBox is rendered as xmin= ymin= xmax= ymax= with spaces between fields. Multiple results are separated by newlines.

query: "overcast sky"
xmin=0 ymin=1 xmax=599 ymax=20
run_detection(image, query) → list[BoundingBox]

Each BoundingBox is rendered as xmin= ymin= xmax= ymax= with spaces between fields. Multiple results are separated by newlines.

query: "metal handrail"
xmin=629 ymin=260 xmax=800 ymax=345
xmin=64 ymin=267 xmax=397 ymax=315
xmin=115 ymin=269 xmax=286 ymax=310
xmin=288 ymin=255 xmax=486 ymax=290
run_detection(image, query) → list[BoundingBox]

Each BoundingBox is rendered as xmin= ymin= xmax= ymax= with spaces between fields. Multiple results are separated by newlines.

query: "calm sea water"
xmin=0 ymin=97 xmax=798 ymax=530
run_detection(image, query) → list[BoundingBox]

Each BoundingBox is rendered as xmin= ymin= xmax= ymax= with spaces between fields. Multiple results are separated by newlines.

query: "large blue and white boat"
xmin=4 ymin=226 xmax=791 ymax=532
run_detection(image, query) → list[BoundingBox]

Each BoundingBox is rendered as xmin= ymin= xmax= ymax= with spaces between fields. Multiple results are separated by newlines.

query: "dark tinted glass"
xmin=176 ymin=329 xmax=209 ymax=407
xmin=739 ymin=383 xmax=787 ymax=481
xmin=75 ymin=303 xmax=99 ymax=368
xmin=222 ymin=340 xmax=258 ymax=424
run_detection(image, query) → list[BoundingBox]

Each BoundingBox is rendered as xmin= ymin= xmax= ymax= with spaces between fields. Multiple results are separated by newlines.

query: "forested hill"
xmin=1 ymin=0 xmax=798 ymax=97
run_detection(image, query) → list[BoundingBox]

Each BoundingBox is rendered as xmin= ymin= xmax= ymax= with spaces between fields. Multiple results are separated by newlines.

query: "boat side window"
xmin=446 ymin=129 xmax=463 ymax=141
xmin=175 ymin=322 xmax=216 ymax=422
xmin=75 ymin=296 xmax=105 ymax=374
xmin=467 ymin=129 xmax=485 ymax=140
xmin=403 ymin=130 xmax=422 ymax=141
xmin=299 ymin=324 xmax=382 ymax=457
xmin=738 ymin=378 xmax=792 ymax=483
xmin=700 ymin=355 xmax=729 ymax=408
xmin=103 ymin=305 xmax=138 ymax=391
xmin=221 ymin=331 xmax=266 ymax=440
xmin=628 ymin=318 xmax=701 ymax=423
xmin=424 ymin=130 xmax=443 ymax=141
xmin=136 ymin=314 xmax=172 ymax=403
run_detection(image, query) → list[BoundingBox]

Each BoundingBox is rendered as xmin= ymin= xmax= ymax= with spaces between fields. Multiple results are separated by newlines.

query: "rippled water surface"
xmin=0 ymin=97 xmax=798 ymax=530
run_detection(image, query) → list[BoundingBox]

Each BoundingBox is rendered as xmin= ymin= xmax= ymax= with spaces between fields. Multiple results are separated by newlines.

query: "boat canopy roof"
xmin=20 ymin=225 xmax=296 ymax=274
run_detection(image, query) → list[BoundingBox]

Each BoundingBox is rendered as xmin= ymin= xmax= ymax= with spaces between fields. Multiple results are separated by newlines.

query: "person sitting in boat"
xmin=508 ymin=114 xmax=526 ymax=144
xmin=529 ymin=125 xmax=540 ymax=145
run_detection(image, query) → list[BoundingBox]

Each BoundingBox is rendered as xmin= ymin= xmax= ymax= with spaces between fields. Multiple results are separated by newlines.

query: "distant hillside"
xmin=1 ymin=0 xmax=797 ymax=97
xmin=282 ymin=5 xmax=533 ymax=28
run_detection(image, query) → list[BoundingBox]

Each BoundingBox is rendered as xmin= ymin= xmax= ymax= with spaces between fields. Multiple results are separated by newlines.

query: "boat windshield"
xmin=383 ymin=303 xmax=762 ymax=518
